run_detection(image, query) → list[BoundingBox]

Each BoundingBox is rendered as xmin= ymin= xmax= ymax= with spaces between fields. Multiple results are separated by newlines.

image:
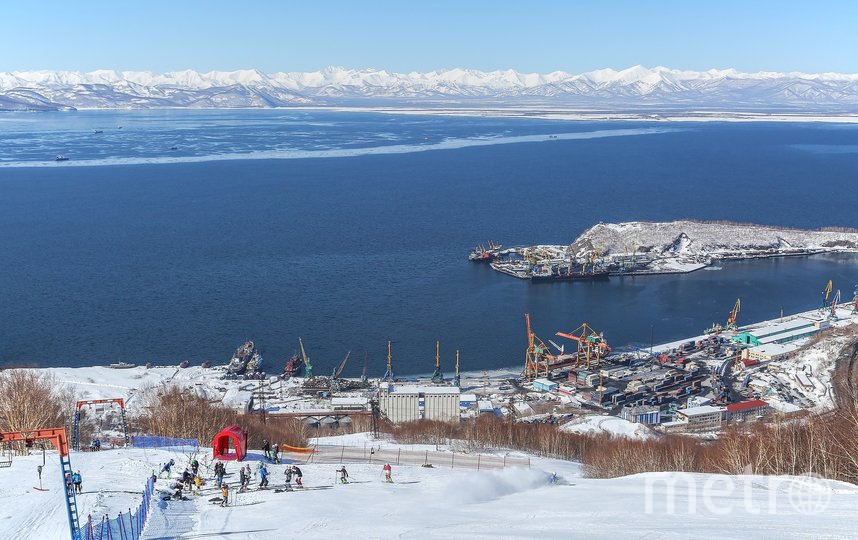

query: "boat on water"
xmin=283 ymin=353 xmax=303 ymax=378
xmin=93 ymin=130 xmax=104 ymax=134
xmin=55 ymin=155 xmax=69 ymax=162
xmin=227 ymin=340 xmax=264 ymax=377
xmin=530 ymin=264 xmax=610 ymax=282
xmin=468 ymin=241 xmax=502 ymax=262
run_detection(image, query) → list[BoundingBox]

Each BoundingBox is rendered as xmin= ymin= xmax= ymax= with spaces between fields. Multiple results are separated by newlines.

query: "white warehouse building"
xmin=378 ymin=384 xmax=461 ymax=423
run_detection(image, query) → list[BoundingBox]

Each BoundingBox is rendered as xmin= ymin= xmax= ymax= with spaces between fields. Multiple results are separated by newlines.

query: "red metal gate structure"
xmin=72 ymin=398 xmax=129 ymax=451
xmin=0 ymin=428 xmax=81 ymax=540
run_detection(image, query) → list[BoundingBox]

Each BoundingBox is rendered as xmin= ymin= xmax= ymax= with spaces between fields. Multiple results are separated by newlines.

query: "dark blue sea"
xmin=1 ymin=110 xmax=857 ymax=376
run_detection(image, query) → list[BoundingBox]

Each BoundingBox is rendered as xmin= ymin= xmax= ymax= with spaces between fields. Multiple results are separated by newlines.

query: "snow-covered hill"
xmin=568 ymin=220 xmax=858 ymax=259
xmin=3 ymin=440 xmax=855 ymax=539
xmin=5 ymin=65 xmax=858 ymax=111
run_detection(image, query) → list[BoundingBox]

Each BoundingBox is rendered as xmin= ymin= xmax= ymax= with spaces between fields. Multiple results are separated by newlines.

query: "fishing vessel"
xmin=55 ymin=155 xmax=69 ymax=162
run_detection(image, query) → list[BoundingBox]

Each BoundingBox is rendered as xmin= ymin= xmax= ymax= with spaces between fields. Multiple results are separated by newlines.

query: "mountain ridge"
xmin=4 ymin=65 xmax=858 ymax=111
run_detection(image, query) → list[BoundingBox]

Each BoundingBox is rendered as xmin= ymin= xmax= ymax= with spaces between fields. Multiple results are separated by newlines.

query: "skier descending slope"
xmin=337 ymin=466 xmax=349 ymax=484
xmin=383 ymin=463 xmax=392 ymax=483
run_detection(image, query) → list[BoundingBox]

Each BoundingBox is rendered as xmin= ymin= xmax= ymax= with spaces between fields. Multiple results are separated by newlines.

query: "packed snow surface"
xmin=1 ymin=438 xmax=855 ymax=539
xmin=569 ymin=220 xmax=858 ymax=258
xmin=560 ymin=414 xmax=655 ymax=440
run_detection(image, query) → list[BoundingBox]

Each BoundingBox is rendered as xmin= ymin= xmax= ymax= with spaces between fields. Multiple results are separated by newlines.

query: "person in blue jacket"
xmin=259 ymin=463 xmax=269 ymax=488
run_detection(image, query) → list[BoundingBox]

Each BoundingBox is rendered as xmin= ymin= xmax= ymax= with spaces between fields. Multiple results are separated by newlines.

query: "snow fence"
xmin=79 ymin=476 xmax=155 ymax=540
xmin=131 ymin=436 xmax=198 ymax=449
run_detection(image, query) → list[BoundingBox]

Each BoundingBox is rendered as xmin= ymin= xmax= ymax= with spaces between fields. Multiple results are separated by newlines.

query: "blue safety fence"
xmin=131 ymin=436 xmax=198 ymax=448
xmin=80 ymin=476 xmax=155 ymax=540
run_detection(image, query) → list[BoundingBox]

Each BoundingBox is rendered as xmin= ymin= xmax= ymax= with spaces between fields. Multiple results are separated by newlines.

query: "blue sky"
xmin=2 ymin=0 xmax=856 ymax=73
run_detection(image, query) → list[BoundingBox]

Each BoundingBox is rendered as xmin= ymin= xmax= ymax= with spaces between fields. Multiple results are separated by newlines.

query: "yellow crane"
xmin=821 ymin=279 xmax=833 ymax=311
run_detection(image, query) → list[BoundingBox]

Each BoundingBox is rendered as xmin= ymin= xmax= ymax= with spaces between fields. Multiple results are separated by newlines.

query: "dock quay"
xmin=475 ymin=220 xmax=858 ymax=282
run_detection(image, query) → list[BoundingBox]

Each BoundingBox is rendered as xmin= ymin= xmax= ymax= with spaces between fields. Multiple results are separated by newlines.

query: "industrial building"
xmin=733 ymin=317 xmax=828 ymax=347
xmin=619 ymin=404 xmax=661 ymax=425
xmin=674 ymin=404 xmax=725 ymax=429
xmin=378 ymin=384 xmax=461 ymax=423
xmin=743 ymin=342 xmax=799 ymax=363
xmin=726 ymin=400 xmax=770 ymax=422
xmin=533 ymin=378 xmax=558 ymax=392
xmin=331 ymin=396 xmax=370 ymax=411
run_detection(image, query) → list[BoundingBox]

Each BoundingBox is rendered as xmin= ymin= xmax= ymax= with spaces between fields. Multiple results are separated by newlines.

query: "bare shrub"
xmin=135 ymin=386 xmax=238 ymax=443
xmin=0 ymin=370 xmax=73 ymax=434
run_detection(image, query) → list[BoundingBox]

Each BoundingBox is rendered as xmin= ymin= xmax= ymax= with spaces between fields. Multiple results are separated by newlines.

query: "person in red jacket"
xmin=383 ymin=463 xmax=392 ymax=483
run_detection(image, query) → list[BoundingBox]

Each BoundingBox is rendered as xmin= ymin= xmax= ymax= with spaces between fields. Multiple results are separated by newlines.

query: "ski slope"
xmin=0 ymin=437 xmax=855 ymax=539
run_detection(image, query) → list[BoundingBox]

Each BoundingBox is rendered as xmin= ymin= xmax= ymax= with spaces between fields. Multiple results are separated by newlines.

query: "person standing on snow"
xmin=220 ymin=483 xmax=229 ymax=507
xmin=243 ymin=465 xmax=252 ymax=491
xmin=214 ymin=462 xmax=225 ymax=488
xmin=272 ymin=443 xmax=280 ymax=464
xmin=292 ymin=465 xmax=303 ymax=487
xmin=72 ymin=471 xmax=83 ymax=493
xmin=383 ymin=463 xmax=392 ymax=483
xmin=239 ymin=466 xmax=247 ymax=492
xmin=191 ymin=459 xmax=199 ymax=476
xmin=259 ymin=463 xmax=269 ymax=488
xmin=262 ymin=439 xmax=271 ymax=460
xmin=284 ymin=466 xmax=293 ymax=489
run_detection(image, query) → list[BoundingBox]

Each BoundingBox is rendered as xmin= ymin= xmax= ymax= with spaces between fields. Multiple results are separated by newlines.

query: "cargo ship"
xmin=227 ymin=340 xmax=264 ymax=376
xmin=530 ymin=264 xmax=610 ymax=282
xmin=468 ymin=241 xmax=502 ymax=262
xmin=283 ymin=353 xmax=303 ymax=378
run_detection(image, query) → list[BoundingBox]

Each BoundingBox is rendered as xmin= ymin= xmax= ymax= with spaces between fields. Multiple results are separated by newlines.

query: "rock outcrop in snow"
xmin=568 ymin=221 xmax=858 ymax=260
xmin=6 ymin=65 xmax=858 ymax=111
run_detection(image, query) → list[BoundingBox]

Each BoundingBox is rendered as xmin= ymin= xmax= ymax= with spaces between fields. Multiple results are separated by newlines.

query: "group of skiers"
xmin=64 ymin=471 xmax=84 ymax=495
xmin=152 ymin=440 xmax=398 ymax=508
xmin=261 ymin=439 xmax=281 ymax=464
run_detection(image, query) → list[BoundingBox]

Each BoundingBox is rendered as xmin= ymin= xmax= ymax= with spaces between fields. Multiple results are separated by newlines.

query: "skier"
xmin=160 ymin=459 xmax=175 ymax=478
xmin=64 ymin=473 xmax=73 ymax=496
xmin=169 ymin=480 xmax=185 ymax=499
xmin=243 ymin=465 xmax=252 ymax=491
xmin=220 ymin=483 xmax=229 ymax=507
xmin=336 ymin=466 xmax=349 ymax=484
xmin=191 ymin=459 xmax=199 ymax=476
xmin=72 ymin=471 xmax=83 ymax=494
xmin=383 ymin=463 xmax=392 ymax=483
xmin=272 ymin=443 xmax=280 ymax=464
xmin=262 ymin=439 xmax=271 ymax=460
xmin=292 ymin=465 xmax=303 ymax=487
xmin=259 ymin=463 xmax=269 ymax=488
xmin=284 ymin=466 xmax=293 ymax=489
xmin=239 ymin=466 xmax=247 ymax=492
xmin=181 ymin=468 xmax=193 ymax=484
xmin=214 ymin=462 xmax=225 ymax=488
xmin=193 ymin=474 xmax=204 ymax=495
xmin=94 ymin=439 xmax=101 ymax=451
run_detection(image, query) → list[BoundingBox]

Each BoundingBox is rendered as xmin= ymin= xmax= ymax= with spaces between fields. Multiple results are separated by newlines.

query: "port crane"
xmin=330 ymin=351 xmax=350 ymax=392
xmin=298 ymin=337 xmax=313 ymax=379
xmin=853 ymin=285 xmax=858 ymax=314
xmin=454 ymin=350 xmax=461 ymax=387
xmin=431 ymin=341 xmax=444 ymax=383
xmin=726 ymin=298 xmax=741 ymax=331
xmin=555 ymin=323 xmax=611 ymax=370
xmin=0 ymin=428 xmax=81 ymax=539
xmin=820 ymin=280 xmax=833 ymax=311
xmin=523 ymin=313 xmax=556 ymax=380
xmin=383 ymin=340 xmax=395 ymax=381
xmin=830 ymin=289 xmax=841 ymax=318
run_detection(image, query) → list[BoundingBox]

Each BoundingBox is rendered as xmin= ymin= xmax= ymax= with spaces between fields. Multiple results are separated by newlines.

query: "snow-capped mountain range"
xmin=4 ymin=65 xmax=858 ymax=111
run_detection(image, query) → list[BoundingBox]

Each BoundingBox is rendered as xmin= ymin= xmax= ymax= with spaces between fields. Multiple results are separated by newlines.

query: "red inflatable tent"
xmin=212 ymin=425 xmax=247 ymax=461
